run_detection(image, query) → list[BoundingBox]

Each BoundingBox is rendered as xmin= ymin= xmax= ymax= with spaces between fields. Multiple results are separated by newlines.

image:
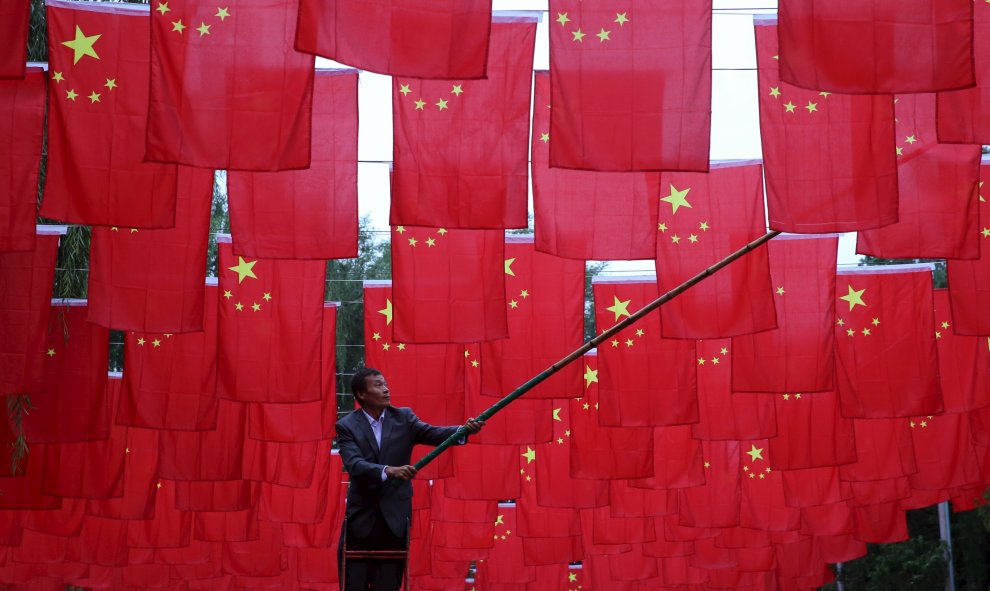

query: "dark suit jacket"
xmin=335 ymin=406 xmax=460 ymax=538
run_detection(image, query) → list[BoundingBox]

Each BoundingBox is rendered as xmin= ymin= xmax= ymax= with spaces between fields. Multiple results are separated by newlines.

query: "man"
xmin=335 ymin=367 xmax=485 ymax=590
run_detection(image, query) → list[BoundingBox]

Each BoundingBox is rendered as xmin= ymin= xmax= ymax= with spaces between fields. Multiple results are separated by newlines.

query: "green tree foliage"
xmin=859 ymin=255 xmax=946 ymax=288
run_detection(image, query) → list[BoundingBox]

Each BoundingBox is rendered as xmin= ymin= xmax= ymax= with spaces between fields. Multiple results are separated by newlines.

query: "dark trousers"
xmin=338 ymin=512 xmax=407 ymax=591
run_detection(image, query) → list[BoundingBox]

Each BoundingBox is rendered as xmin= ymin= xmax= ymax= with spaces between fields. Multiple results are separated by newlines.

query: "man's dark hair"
xmin=350 ymin=367 xmax=383 ymax=396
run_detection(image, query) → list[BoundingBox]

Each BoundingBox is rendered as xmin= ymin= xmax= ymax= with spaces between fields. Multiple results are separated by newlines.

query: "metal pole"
xmin=938 ymin=501 xmax=956 ymax=591
xmin=410 ymin=230 xmax=782 ymax=473
xmin=835 ymin=563 xmax=844 ymax=591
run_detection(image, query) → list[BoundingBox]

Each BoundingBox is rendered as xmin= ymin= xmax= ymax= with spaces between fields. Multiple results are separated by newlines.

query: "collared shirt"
xmin=361 ymin=409 xmax=389 ymax=481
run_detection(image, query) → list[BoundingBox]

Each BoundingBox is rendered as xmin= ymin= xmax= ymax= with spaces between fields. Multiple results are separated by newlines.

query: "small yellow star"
xmin=372 ymin=332 xmax=381 ymax=341
xmin=658 ymin=223 xmax=667 ymax=232
xmin=435 ymin=98 xmax=448 ymax=110
xmin=262 ymin=292 xmax=272 ymax=302
xmin=509 ymin=300 xmax=519 ymax=309
xmin=920 ymin=420 xmax=928 ymax=428
xmin=65 ymin=89 xmax=77 ymax=101
xmin=720 ymin=347 xmax=728 ymax=355
xmin=804 ymin=101 xmax=818 ymax=113
xmin=196 ymin=22 xmax=211 ymax=36
xmin=437 ymin=228 xmax=448 ymax=236
xmin=51 ymin=71 xmax=63 ymax=83
xmin=635 ymin=328 xmax=644 ymax=337
xmin=782 ymin=393 xmax=790 ymax=400
xmin=610 ymin=339 xmax=619 ymax=348
xmin=583 ymin=402 xmax=590 ymax=410
xmin=837 ymin=318 xmax=845 ymax=326
xmin=846 ymin=328 xmax=855 ymax=337
xmin=699 ymin=221 xmax=709 ymax=231
xmin=399 ymin=84 xmax=411 ymax=96
xmin=941 ymin=321 xmax=950 ymax=329
xmin=784 ymin=101 xmax=796 ymax=113
xmin=235 ymin=302 xmax=244 ymax=311
xmin=152 ymin=339 xmax=162 ymax=348
xmin=155 ymin=2 xmax=170 ymax=15
xmin=426 ymin=237 xmax=436 ymax=247
xmin=687 ymin=234 xmax=699 ymax=244
xmin=625 ymin=338 xmax=634 ymax=347
xmin=383 ymin=343 xmax=391 ymax=351
xmin=871 ymin=318 xmax=880 ymax=326
xmin=520 ymin=290 xmax=529 ymax=299
xmin=982 ymin=227 xmax=990 ymax=238
xmin=776 ymin=286 xmax=785 ymax=295
xmin=414 ymin=99 xmax=426 ymax=110
xmin=451 ymin=84 xmax=464 ymax=96
xmin=88 ymin=91 xmax=101 ymax=103
xmin=572 ymin=29 xmax=586 ymax=42
xmin=471 ymin=359 xmax=479 ymax=367
xmin=711 ymin=357 xmax=720 ymax=365
xmin=557 ymin=438 xmax=564 ymax=444
xmin=671 ymin=235 xmax=681 ymax=244
xmin=540 ymin=132 xmax=550 ymax=143
xmin=556 ymin=12 xmax=570 ymax=26
xmin=861 ymin=328 xmax=871 ymax=336
xmin=397 ymin=343 xmax=406 ymax=351
xmin=819 ymin=91 xmax=831 ymax=98
xmin=104 ymin=78 xmax=117 ymax=91
xmin=137 ymin=338 xmax=146 ymax=346
xmin=896 ymin=146 xmax=904 ymax=156
xmin=769 ymin=87 xmax=781 ymax=98
xmin=215 ymin=7 xmax=230 ymax=21
xmin=46 ymin=348 xmax=56 ymax=357
xmin=614 ymin=12 xmax=629 ymax=26
xmin=171 ymin=19 xmax=187 ymax=34
xmin=408 ymin=237 xmax=418 ymax=247
xmin=936 ymin=331 xmax=942 ymax=339
xmin=703 ymin=461 xmax=711 ymax=468
xmin=223 ymin=290 xmax=232 ymax=299
xmin=596 ymin=28 xmax=611 ymax=42
xmin=905 ymin=135 xmax=917 ymax=144
xmin=697 ymin=357 xmax=706 ymax=365
xmin=157 ymin=482 xmax=163 ymax=489
xmin=251 ymin=303 xmax=261 ymax=312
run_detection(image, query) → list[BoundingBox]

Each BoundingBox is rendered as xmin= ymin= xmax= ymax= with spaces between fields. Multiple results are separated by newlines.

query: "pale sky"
xmin=317 ymin=0 xmax=861 ymax=271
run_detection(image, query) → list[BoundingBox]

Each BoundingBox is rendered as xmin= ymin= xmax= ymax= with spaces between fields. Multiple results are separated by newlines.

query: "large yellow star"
xmin=839 ymin=285 xmax=867 ymax=311
xmin=660 ymin=184 xmax=692 ymax=215
xmin=605 ymin=295 xmax=631 ymax=321
xmin=227 ymin=256 xmax=258 ymax=283
xmin=61 ymin=25 xmax=101 ymax=65
xmin=504 ymin=258 xmax=516 ymax=276
xmin=745 ymin=444 xmax=764 ymax=462
xmin=378 ymin=298 xmax=393 ymax=325
xmin=584 ymin=365 xmax=599 ymax=387
xmin=522 ymin=446 xmax=536 ymax=464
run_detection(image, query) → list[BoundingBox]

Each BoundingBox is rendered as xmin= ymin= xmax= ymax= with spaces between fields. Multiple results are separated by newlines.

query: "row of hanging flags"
xmin=1 ymin=0 xmax=990 ymax=589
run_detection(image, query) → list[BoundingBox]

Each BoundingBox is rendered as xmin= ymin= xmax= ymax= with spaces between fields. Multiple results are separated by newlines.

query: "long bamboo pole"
xmin=411 ymin=230 xmax=782 ymax=472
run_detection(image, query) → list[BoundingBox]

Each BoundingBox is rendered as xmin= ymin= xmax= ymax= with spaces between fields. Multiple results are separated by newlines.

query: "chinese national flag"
xmin=932 ymin=289 xmax=990 ymax=411
xmin=938 ymin=0 xmax=990 ymax=143
xmin=592 ymin=278 xmax=698 ymax=426
xmin=692 ymin=339 xmax=776 ymax=441
xmin=146 ymin=0 xmax=314 ymax=171
xmin=480 ymin=236 xmax=584 ymax=399
xmin=834 ymin=266 xmax=943 ymax=418
xmin=157 ymin=398 xmax=245 ymax=481
xmin=533 ymin=403 xmax=609 ymax=508
xmin=628 ymin=425 xmax=705 ymax=489
xmin=838 ymin=418 xmax=918 ymax=483
xmin=217 ymin=235 xmax=326 ymax=402
xmin=857 ymin=93 xmax=982 ymax=260
xmin=474 ymin=507 xmax=536 ymax=584
xmin=86 ymin=426 xmax=159 ymax=520
xmin=907 ymin=412 xmax=983 ymax=491
xmin=295 ymin=0 xmax=491 ymax=79
xmin=23 ymin=301 xmax=110 ymax=444
xmin=778 ymin=0 xmax=974 ymax=93
xmin=756 ymin=19 xmax=898 ymax=233
xmin=655 ymin=162 xmax=776 ymax=338
xmin=41 ymin=374 xmax=126 ymax=499
xmin=768 ymin=391 xmax=856 ymax=470
xmin=677 ymin=440 xmax=741 ymax=528
xmin=466 ymin=342 xmax=552 ymax=445
xmin=125 ymin=480 xmax=192 ymax=549
xmin=87 ymin=166 xmax=213 ymax=333
xmin=732 ymin=235 xmax=837 ymax=394
xmin=0 ymin=444 xmax=58 ymax=509
xmin=569 ymin=352 xmax=654 ymax=480
xmin=739 ymin=446 xmax=802 ymax=532
xmin=947 ymin=164 xmax=990 ymax=334
xmin=175 ymin=478 xmax=253 ymax=511
xmin=0 ymin=67 xmax=44 ymax=252
xmin=42 ymin=2 xmax=177 ymax=227
xmin=390 ymin=19 xmax=535 ymax=229
xmin=852 ymin=502 xmax=909 ymax=543
xmin=531 ymin=71 xmax=659 ymax=261
xmin=363 ymin=282 xmax=461 ymax=479
xmin=0 ymin=229 xmax=59 ymax=396
xmin=548 ymin=0 xmax=711 ymax=172
xmin=445 ymin=444 xmax=521 ymax=500
xmin=118 ymin=280 xmax=219 ymax=431
xmin=248 ymin=303 xmax=338 ymax=442
xmin=241 ymin=436 xmax=318 ymax=488
xmin=0 ymin=0 xmax=29 ymax=79
xmin=780 ymin=467 xmax=847 ymax=509
xmin=227 ymin=69 xmax=358 ymax=260
xmin=391 ymin=226 xmax=507 ymax=343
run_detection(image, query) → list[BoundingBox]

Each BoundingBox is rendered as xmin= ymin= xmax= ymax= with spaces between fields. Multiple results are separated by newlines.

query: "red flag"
xmin=125 ymin=480 xmax=192 ymax=549
xmin=655 ymin=162 xmax=777 ymax=338
xmin=390 ymin=19 xmax=535 ymax=229
xmin=907 ymin=412 xmax=983 ymax=491
xmin=780 ymin=466 xmax=848 ymax=508
xmin=530 ymin=70 xmax=659 ymax=261
xmin=947 ymin=162 xmax=990 ymax=334
xmin=295 ymin=0 xmax=491 ymax=79
xmin=592 ymin=277 xmax=698 ymax=426
xmin=174 ymin=479 xmax=254 ymax=512
xmin=0 ymin=444 xmax=60 ymax=509
xmin=756 ymin=18 xmax=898 ymax=233
xmin=0 ymin=67 xmax=43 ymax=252
xmin=480 ymin=236 xmax=584 ymax=398
xmin=42 ymin=1 xmax=177 ymax=227
xmin=445 ymin=444 xmax=521 ymax=501
xmin=569 ymin=352 xmax=655 ymax=480
xmin=146 ymin=0 xmax=314 ymax=171
xmin=692 ymin=339 xmax=776 ymax=441
xmin=118 ymin=280 xmax=219 ymax=431
xmin=839 ymin=418 xmax=918 ymax=484
xmin=778 ymin=0 xmax=974 ymax=93
xmin=548 ymin=0 xmax=711 ymax=172
xmin=739 ymin=445 xmax=802 ymax=532
xmin=391 ymin=226 xmax=507 ymax=343
xmin=23 ymin=301 xmax=110 ymax=443
xmin=66 ymin=516 xmax=129 ymax=567
xmin=85 ymin=426 xmax=159 ymax=520
xmin=677 ymin=440 xmax=742 ymax=528
xmin=533 ymin=402 xmax=609 ymax=508
xmin=259 ymin=439 xmax=332 ymax=523
xmin=474 ymin=507 xmax=536 ymax=585
xmin=937 ymin=0 xmax=990 ymax=143
xmin=857 ymin=93 xmax=982 ymax=259
xmin=87 ymin=166 xmax=213 ymax=333
xmin=932 ymin=289 xmax=990 ymax=412
xmin=217 ymin=235 xmax=326 ymax=402
xmin=768 ymin=391 xmax=856 ymax=470
xmin=227 ymin=69 xmax=358 ymax=260
xmin=0 ymin=228 xmax=59 ymax=396
xmin=628 ymin=426 xmax=705 ymax=490
xmin=157 ymin=399 xmax=245 ymax=481
xmin=241 ymin=436 xmax=318 ymax=487
xmin=834 ymin=265 xmax=943 ymax=418
xmin=248 ymin=303 xmax=338 ymax=443
xmin=466 ymin=343 xmax=552 ymax=445
xmin=852 ymin=502 xmax=908 ymax=543
xmin=0 ymin=0 xmax=29 ymax=79
xmin=732 ymin=235 xmax=838 ymax=394
xmin=41 ymin=374 xmax=126 ymax=499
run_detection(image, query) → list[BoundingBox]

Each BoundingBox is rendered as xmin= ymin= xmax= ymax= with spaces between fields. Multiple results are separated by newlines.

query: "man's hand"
xmin=463 ymin=417 xmax=486 ymax=435
xmin=384 ymin=465 xmax=418 ymax=481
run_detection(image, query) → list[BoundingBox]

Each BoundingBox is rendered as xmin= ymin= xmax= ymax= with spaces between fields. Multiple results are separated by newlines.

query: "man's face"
xmin=356 ymin=373 xmax=390 ymax=414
